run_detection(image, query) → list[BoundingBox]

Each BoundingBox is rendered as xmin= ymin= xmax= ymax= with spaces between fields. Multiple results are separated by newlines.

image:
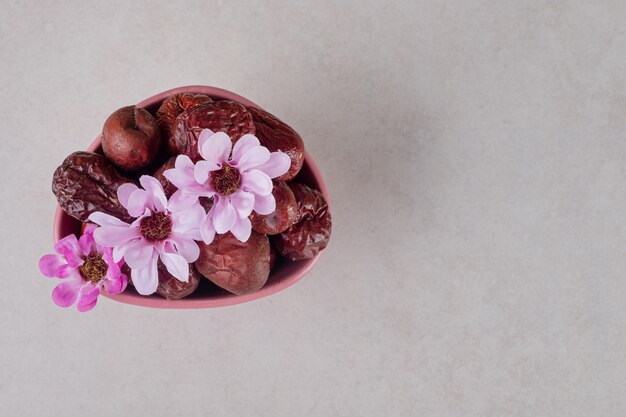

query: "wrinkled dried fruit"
xmin=102 ymin=105 xmax=161 ymax=171
xmin=52 ymin=152 xmax=134 ymax=223
xmin=247 ymin=106 xmax=304 ymax=181
xmin=156 ymin=93 xmax=213 ymax=154
xmin=250 ymin=180 xmax=298 ymax=235
xmin=173 ymin=101 xmax=255 ymax=161
xmin=152 ymin=156 xmax=177 ymax=197
xmin=194 ymin=231 xmax=270 ymax=295
xmin=156 ymin=261 xmax=201 ymax=300
xmin=273 ymin=183 xmax=331 ymax=260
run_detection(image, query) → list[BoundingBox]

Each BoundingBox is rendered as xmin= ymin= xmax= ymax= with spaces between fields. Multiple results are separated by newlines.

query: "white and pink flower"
xmin=163 ymin=129 xmax=290 ymax=243
xmin=38 ymin=224 xmax=127 ymax=312
xmin=88 ymin=175 xmax=204 ymax=295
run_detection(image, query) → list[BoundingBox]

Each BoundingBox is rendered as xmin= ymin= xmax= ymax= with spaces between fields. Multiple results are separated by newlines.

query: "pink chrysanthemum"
xmin=163 ymin=129 xmax=290 ymax=243
xmin=88 ymin=175 xmax=204 ymax=295
xmin=39 ymin=224 xmax=127 ymax=312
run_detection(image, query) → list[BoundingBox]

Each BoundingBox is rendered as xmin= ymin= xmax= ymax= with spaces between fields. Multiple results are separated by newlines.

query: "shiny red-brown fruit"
xmin=156 ymin=93 xmax=213 ymax=154
xmin=246 ymin=106 xmax=304 ymax=181
xmin=173 ymin=101 xmax=255 ymax=161
xmin=152 ymin=156 xmax=177 ymax=198
xmin=250 ymin=180 xmax=298 ymax=235
xmin=101 ymin=106 xmax=161 ymax=171
xmin=156 ymin=262 xmax=201 ymax=300
xmin=273 ymin=183 xmax=332 ymax=261
xmin=194 ymin=231 xmax=270 ymax=295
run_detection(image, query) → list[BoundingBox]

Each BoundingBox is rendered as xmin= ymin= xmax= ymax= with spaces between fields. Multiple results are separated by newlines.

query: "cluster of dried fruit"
xmin=51 ymin=91 xmax=331 ymax=300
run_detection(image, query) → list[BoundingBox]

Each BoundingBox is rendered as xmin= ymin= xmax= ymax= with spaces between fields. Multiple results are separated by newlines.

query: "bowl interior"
xmin=53 ymin=85 xmax=330 ymax=309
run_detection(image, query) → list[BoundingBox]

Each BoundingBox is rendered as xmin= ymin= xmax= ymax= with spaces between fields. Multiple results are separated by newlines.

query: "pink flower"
xmin=88 ymin=175 xmax=204 ymax=296
xmin=163 ymin=129 xmax=290 ymax=243
xmin=39 ymin=224 xmax=127 ymax=312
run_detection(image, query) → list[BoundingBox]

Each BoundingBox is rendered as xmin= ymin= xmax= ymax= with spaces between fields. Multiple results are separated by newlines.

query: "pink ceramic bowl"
xmin=53 ymin=85 xmax=330 ymax=309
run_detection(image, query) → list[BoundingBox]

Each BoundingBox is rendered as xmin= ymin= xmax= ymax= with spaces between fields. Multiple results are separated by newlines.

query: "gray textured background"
xmin=2 ymin=1 xmax=626 ymax=416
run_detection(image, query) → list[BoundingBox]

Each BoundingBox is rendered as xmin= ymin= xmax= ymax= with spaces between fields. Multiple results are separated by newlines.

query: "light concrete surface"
xmin=1 ymin=1 xmax=626 ymax=416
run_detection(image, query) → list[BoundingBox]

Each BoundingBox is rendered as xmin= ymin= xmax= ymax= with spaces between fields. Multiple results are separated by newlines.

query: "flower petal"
xmin=131 ymin=210 xmax=149 ymax=228
xmin=79 ymin=224 xmax=98 ymax=256
xmin=171 ymin=201 xmax=205 ymax=236
xmin=123 ymin=240 xmax=154 ymax=269
xmin=211 ymin=197 xmax=237 ymax=234
xmin=230 ymin=217 xmax=252 ymax=242
xmin=236 ymin=146 xmax=270 ymax=172
xmin=230 ymin=190 xmax=255 ymax=218
xmin=102 ymin=250 xmax=122 ymax=280
xmin=175 ymin=154 xmax=195 ymax=170
xmin=200 ymin=131 xmax=232 ymax=166
xmin=88 ymin=212 xmax=129 ymax=227
xmin=140 ymin=175 xmax=168 ymax=212
xmin=39 ymin=254 xmax=66 ymax=278
xmin=127 ymin=189 xmax=151 ymax=217
xmin=76 ymin=284 xmax=100 ymax=312
xmin=94 ymin=226 xmax=140 ymax=248
xmin=51 ymin=279 xmax=84 ymax=308
xmin=131 ymin=254 xmax=159 ymax=295
xmin=194 ymin=161 xmax=210 ymax=184
xmin=241 ymin=169 xmax=273 ymax=196
xmin=200 ymin=214 xmax=216 ymax=244
xmin=160 ymin=252 xmax=189 ymax=282
xmin=255 ymin=151 xmax=291 ymax=179
xmin=167 ymin=235 xmax=200 ymax=263
xmin=194 ymin=160 xmax=219 ymax=185
xmin=103 ymin=271 xmax=127 ymax=294
xmin=56 ymin=264 xmax=81 ymax=279
xmin=168 ymin=190 xmax=199 ymax=212
xmin=117 ymin=183 xmax=139 ymax=210
xmin=54 ymin=234 xmax=82 ymax=267
xmin=184 ymin=184 xmax=216 ymax=197
xmin=231 ymin=134 xmax=260 ymax=163
xmin=197 ymin=128 xmax=216 ymax=152
xmin=253 ymin=192 xmax=276 ymax=215
xmin=163 ymin=166 xmax=198 ymax=189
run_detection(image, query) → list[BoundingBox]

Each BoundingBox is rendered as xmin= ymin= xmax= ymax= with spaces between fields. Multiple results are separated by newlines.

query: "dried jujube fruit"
xmin=156 ymin=262 xmax=201 ymax=300
xmin=247 ymin=106 xmax=304 ymax=181
xmin=102 ymin=105 xmax=161 ymax=171
xmin=52 ymin=152 xmax=134 ymax=223
xmin=152 ymin=156 xmax=177 ymax=197
xmin=194 ymin=231 xmax=270 ymax=295
xmin=273 ymin=183 xmax=331 ymax=261
xmin=156 ymin=93 xmax=213 ymax=154
xmin=250 ymin=180 xmax=298 ymax=235
xmin=173 ymin=100 xmax=255 ymax=161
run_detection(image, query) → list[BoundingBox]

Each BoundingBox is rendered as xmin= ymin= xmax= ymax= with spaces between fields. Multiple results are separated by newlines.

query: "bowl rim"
xmin=52 ymin=85 xmax=330 ymax=309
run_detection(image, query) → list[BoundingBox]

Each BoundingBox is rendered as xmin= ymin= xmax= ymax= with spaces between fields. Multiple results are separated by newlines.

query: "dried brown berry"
xmin=273 ymin=183 xmax=331 ymax=260
xmin=194 ymin=231 xmax=270 ymax=295
xmin=247 ymin=106 xmax=304 ymax=181
xmin=250 ymin=180 xmax=298 ymax=235
xmin=156 ymin=93 xmax=213 ymax=154
xmin=156 ymin=262 xmax=201 ymax=300
xmin=173 ymin=101 xmax=255 ymax=161
xmin=52 ymin=152 xmax=134 ymax=223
